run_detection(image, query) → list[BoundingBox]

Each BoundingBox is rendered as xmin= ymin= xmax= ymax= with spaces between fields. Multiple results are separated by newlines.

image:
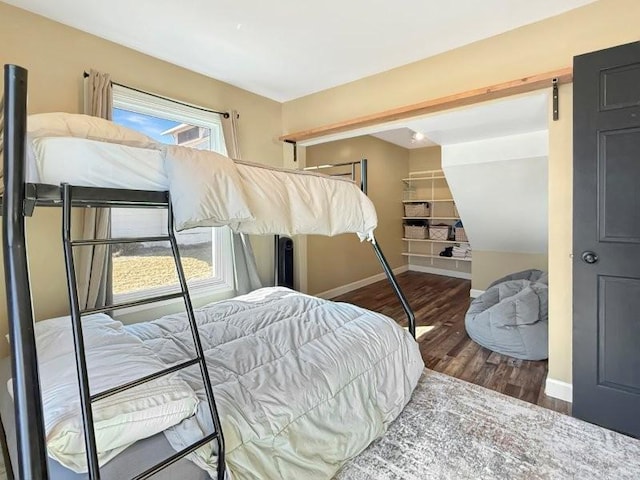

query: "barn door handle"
xmin=581 ymin=251 xmax=599 ymax=264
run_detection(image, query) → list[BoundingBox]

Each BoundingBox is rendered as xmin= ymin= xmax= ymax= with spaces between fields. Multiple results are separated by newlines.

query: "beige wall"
xmin=284 ymin=0 xmax=640 ymax=385
xmin=0 ymin=3 xmax=283 ymax=356
xmin=547 ymin=83 xmax=573 ymax=384
xmin=408 ymin=146 xmax=442 ymax=171
xmin=471 ymin=251 xmax=548 ymax=291
xmin=306 ymin=136 xmax=408 ymax=295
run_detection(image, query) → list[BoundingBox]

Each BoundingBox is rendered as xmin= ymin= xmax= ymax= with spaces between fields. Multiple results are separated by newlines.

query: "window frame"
xmin=111 ymin=86 xmax=234 ymax=306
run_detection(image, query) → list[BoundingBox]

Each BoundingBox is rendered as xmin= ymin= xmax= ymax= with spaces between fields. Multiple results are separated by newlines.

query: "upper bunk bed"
xmin=1 ymin=64 xmax=418 ymax=480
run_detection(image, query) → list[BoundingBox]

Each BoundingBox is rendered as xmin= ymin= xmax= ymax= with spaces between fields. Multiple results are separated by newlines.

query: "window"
xmin=111 ymin=85 xmax=233 ymax=303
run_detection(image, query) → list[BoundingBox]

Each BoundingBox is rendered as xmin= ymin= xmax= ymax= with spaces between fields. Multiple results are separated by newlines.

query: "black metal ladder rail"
xmin=359 ymin=159 xmax=416 ymax=338
xmin=61 ymin=183 xmax=226 ymax=480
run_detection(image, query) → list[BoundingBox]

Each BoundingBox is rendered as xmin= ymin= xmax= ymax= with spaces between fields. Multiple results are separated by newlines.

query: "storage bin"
xmin=429 ymin=225 xmax=450 ymax=241
xmin=404 ymin=225 xmax=428 ymax=239
xmin=455 ymin=227 xmax=468 ymax=242
xmin=404 ymin=202 xmax=430 ymax=217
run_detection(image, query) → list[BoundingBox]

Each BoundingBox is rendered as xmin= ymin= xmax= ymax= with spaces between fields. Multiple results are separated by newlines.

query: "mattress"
xmin=27 ymin=136 xmax=168 ymax=190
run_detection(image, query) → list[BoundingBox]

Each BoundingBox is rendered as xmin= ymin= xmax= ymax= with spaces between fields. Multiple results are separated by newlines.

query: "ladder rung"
xmin=133 ymin=431 xmax=220 ymax=480
xmin=91 ymin=358 xmax=201 ymax=402
xmin=72 ymin=236 xmax=171 ymax=246
xmin=81 ymin=291 xmax=185 ymax=315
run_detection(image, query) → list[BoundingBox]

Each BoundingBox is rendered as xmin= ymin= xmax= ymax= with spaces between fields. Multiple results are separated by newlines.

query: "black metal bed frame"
xmin=1 ymin=64 xmax=415 ymax=479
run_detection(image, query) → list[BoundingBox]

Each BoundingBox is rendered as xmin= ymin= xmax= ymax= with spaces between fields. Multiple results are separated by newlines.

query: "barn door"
xmin=573 ymin=41 xmax=640 ymax=438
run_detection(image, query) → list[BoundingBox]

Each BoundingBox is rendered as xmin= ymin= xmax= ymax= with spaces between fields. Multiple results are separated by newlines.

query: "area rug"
xmin=336 ymin=369 xmax=640 ymax=480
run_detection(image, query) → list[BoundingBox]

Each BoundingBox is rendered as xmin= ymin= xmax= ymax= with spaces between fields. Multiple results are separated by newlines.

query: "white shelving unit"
xmin=401 ymin=252 xmax=472 ymax=262
xmin=402 ymin=169 xmax=472 ymax=269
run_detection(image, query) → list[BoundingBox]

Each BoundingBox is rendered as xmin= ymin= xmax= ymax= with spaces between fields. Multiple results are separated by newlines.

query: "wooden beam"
xmin=280 ymin=67 xmax=573 ymax=143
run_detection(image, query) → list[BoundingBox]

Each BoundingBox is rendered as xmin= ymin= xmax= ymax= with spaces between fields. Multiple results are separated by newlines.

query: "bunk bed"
xmin=0 ymin=64 xmax=421 ymax=480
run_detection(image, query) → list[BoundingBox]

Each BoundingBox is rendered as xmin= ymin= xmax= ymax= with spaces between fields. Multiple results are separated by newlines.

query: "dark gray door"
xmin=573 ymin=41 xmax=640 ymax=438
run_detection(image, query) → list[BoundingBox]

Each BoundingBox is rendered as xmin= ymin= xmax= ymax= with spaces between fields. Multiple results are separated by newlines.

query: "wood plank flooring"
xmin=333 ymin=271 xmax=571 ymax=415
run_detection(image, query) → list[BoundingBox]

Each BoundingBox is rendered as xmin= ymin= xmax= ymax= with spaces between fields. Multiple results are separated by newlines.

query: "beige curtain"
xmin=221 ymin=111 xmax=240 ymax=159
xmin=221 ymin=111 xmax=263 ymax=294
xmin=78 ymin=69 xmax=112 ymax=309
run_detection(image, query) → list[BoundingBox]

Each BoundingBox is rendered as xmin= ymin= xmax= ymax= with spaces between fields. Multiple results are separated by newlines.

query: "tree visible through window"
xmin=111 ymin=87 xmax=231 ymax=301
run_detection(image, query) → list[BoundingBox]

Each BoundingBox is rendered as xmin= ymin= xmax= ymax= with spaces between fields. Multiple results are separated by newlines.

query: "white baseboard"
xmin=316 ymin=265 xmax=409 ymax=299
xmin=470 ymin=289 xmax=485 ymax=298
xmin=545 ymin=378 xmax=573 ymax=403
xmin=408 ymin=264 xmax=472 ymax=280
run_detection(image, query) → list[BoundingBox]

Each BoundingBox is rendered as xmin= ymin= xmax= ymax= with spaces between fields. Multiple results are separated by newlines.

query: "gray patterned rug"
xmin=336 ymin=370 xmax=640 ymax=480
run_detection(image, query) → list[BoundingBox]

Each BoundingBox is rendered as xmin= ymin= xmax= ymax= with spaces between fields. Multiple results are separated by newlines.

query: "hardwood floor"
xmin=333 ymin=271 xmax=571 ymax=415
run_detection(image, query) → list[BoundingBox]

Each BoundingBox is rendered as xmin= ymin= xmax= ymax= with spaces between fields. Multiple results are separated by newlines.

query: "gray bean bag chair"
xmin=465 ymin=270 xmax=548 ymax=360
xmin=488 ymin=269 xmax=548 ymax=289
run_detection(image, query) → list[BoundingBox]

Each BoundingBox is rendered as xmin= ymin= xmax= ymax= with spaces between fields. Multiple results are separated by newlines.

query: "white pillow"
xmin=163 ymin=145 xmax=254 ymax=231
xmin=9 ymin=313 xmax=200 ymax=473
xmin=27 ymin=112 xmax=158 ymax=149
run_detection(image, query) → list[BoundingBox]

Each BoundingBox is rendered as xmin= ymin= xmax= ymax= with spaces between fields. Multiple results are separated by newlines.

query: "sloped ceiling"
xmin=443 ymin=130 xmax=549 ymax=254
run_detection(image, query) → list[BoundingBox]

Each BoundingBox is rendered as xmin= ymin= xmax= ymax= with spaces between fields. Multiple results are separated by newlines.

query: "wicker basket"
xmin=404 ymin=202 xmax=430 ymax=217
xmin=429 ymin=225 xmax=450 ymax=241
xmin=404 ymin=225 xmax=428 ymax=239
xmin=455 ymin=227 xmax=468 ymax=242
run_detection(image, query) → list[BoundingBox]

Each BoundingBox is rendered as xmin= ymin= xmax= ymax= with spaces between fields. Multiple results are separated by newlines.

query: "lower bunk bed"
xmin=0 ymin=287 xmax=424 ymax=479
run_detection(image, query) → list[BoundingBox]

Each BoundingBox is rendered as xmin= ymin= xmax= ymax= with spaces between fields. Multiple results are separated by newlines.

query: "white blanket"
xmin=11 ymin=313 xmax=200 ymax=473
xmin=231 ymin=161 xmax=377 ymax=241
xmin=126 ymin=288 xmax=424 ymax=480
xmin=164 ymin=150 xmax=378 ymax=240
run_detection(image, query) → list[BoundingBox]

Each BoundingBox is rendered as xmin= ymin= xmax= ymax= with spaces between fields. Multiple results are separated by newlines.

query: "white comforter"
xmin=162 ymin=146 xmax=379 ymax=240
xmin=231 ymin=161 xmax=377 ymax=241
xmin=126 ymin=288 xmax=424 ymax=479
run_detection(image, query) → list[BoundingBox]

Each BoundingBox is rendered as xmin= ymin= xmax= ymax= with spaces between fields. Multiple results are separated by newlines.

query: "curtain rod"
xmin=83 ymin=71 xmax=230 ymax=118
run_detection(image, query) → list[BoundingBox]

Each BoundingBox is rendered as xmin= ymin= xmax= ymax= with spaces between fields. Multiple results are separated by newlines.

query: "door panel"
xmin=599 ymin=127 xmax=640 ymax=242
xmin=573 ymin=41 xmax=640 ymax=438
xmin=600 ymin=62 xmax=640 ymax=110
xmin=598 ymin=275 xmax=640 ymax=393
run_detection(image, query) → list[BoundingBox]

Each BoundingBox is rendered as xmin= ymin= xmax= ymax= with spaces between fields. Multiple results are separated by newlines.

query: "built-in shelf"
xmin=402 ymin=168 xmax=471 ymax=275
xmin=402 ymin=199 xmax=455 ymax=203
xmin=402 ymin=238 xmax=470 ymax=244
xmin=402 ymin=216 xmax=461 ymax=220
xmin=402 ymin=252 xmax=472 ymax=262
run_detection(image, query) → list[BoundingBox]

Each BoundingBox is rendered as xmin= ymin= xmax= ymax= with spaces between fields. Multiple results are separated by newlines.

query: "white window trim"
xmin=111 ymin=86 xmax=234 ymax=309
xmin=112 ymin=84 xmax=227 ymax=156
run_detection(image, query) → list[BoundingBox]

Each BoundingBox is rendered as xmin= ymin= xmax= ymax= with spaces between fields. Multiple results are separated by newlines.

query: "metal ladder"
xmin=60 ymin=183 xmax=226 ymax=480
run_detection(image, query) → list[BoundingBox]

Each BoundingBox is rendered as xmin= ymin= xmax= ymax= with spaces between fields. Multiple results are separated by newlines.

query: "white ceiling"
xmin=372 ymin=128 xmax=438 ymax=149
xmin=6 ymin=0 xmax=594 ymax=101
